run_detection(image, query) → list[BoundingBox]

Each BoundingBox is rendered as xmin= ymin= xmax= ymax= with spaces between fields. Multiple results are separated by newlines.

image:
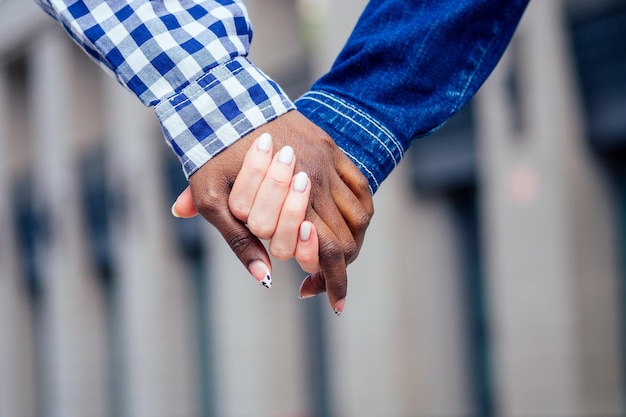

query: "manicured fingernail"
xmin=298 ymin=276 xmax=316 ymax=299
xmin=334 ymin=298 xmax=346 ymax=316
xmin=293 ymin=172 xmax=308 ymax=192
xmin=299 ymin=222 xmax=311 ymax=242
xmin=248 ymin=260 xmax=272 ymax=289
xmin=257 ymin=133 xmax=272 ymax=152
xmin=171 ymin=202 xmax=180 ymax=218
xmin=278 ymin=146 xmax=294 ymax=165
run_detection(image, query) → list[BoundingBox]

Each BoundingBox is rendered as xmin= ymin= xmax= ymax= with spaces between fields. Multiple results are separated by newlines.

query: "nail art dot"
xmin=261 ymin=274 xmax=272 ymax=289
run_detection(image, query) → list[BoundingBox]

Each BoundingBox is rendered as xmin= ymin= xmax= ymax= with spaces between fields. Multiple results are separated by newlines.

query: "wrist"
xmin=296 ymin=90 xmax=405 ymax=194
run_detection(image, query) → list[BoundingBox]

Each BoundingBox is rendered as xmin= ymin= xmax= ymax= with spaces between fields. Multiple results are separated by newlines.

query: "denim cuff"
xmin=296 ymin=90 xmax=405 ymax=194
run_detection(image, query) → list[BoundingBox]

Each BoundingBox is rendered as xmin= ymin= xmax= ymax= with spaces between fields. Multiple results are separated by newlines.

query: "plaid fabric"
xmin=35 ymin=0 xmax=294 ymax=177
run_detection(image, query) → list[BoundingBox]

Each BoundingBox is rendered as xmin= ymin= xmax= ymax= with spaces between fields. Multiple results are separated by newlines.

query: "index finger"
xmin=229 ymin=133 xmax=274 ymax=222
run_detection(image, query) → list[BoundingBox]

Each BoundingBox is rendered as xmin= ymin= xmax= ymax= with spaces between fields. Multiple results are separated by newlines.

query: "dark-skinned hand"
xmin=173 ymin=110 xmax=373 ymax=314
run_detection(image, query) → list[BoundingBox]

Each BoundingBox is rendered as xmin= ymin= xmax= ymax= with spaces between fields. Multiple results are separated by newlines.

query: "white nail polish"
xmin=171 ymin=202 xmax=180 ymax=218
xmin=257 ymin=133 xmax=272 ymax=152
xmin=278 ymin=146 xmax=294 ymax=165
xmin=299 ymin=222 xmax=311 ymax=242
xmin=248 ymin=260 xmax=272 ymax=289
xmin=260 ymin=273 xmax=272 ymax=289
xmin=293 ymin=172 xmax=308 ymax=192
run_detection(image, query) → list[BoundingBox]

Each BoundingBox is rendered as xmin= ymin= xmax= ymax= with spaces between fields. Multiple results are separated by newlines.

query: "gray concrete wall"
xmin=477 ymin=1 xmax=624 ymax=415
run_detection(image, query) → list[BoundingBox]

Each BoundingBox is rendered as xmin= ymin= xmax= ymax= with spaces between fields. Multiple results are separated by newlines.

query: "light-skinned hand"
xmin=227 ymin=132 xmax=321 ymax=273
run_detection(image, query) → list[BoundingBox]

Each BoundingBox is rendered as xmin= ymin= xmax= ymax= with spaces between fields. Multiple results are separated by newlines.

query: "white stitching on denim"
xmin=337 ymin=147 xmax=377 ymax=194
xmin=312 ymin=91 xmax=401 ymax=151
xmin=306 ymin=91 xmax=404 ymax=156
xmin=298 ymin=94 xmax=399 ymax=167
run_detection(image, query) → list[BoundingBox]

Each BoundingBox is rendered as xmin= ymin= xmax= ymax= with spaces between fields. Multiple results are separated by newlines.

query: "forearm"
xmin=35 ymin=0 xmax=294 ymax=177
xmin=296 ymin=0 xmax=529 ymax=193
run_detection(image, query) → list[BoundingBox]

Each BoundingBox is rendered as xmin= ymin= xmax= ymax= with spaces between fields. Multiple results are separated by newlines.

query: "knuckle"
xmin=269 ymin=245 xmax=293 ymax=261
xmin=229 ymin=200 xmax=250 ymax=221
xmin=354 ymin=173 xmax=371 ymax=194
xmin=192 ymin=184 xmax=225 ymax=217
xmin=280 ymin=204 xmax=304 ymax=220
xmin=353 ymin=207 xmax=373 ymax=231
xmin=249 ymin=163 xmax=269 ymax=178
xmin=246 ymin=219 xmax=273 ymax=240
xmin=266 ymin=174 xmax=291 ymax=189
xmin=318 ymin=239 xmax=343 ymax=262
xmin=365 ymin=198 xmax=375 ymax=218
xmin=297 ymin=254 xmax=320 ymax=273
xmin=320 ymin=233 xmax=359 ymax=265
xmin=225 ymin=232 xmax=253 ymax=255
xmin=343 ymin=240 xmax=359 ymax=263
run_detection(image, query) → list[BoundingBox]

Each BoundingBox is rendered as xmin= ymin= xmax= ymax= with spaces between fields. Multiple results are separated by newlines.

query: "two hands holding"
xmin=171 ymin=111 xmax=374 ymax=315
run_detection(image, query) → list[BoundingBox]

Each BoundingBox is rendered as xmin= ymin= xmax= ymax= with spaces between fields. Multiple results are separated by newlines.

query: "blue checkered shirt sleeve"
xmin=35 ymin=0 xmax=295 ymax=178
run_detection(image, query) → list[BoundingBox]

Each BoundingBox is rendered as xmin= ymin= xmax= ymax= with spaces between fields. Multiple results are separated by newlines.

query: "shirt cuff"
xmin=156 ymin=56 xmax=295 ymax=178
xmin=296 ymin=90 xmax=406 ymax=194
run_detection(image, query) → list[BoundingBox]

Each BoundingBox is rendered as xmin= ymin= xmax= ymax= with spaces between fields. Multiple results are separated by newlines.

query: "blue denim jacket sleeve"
xmin=296 ymin=0 xmax=529 ymax=193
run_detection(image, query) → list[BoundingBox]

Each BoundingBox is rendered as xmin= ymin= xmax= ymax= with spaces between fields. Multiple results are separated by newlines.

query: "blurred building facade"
xmin=0 ymin=0 xmax=625 ymax=416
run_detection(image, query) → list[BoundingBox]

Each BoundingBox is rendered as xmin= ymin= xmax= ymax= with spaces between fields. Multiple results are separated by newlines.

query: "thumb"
xmin=196 ymin=190 xmax=275 ymax=290
xmin=171 ymin=186 xmax=199 ymax=218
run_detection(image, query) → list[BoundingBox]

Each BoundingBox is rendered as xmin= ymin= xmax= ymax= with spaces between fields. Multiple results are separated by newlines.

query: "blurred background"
xmin=1 ymin=0 xmax=625 ymax=416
